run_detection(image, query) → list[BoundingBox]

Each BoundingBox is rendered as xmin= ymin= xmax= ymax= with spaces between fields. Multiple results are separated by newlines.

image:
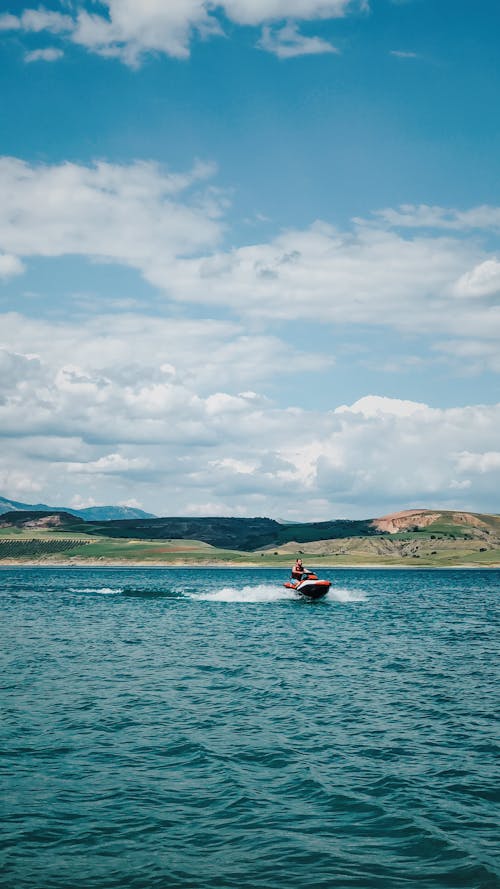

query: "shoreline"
xmin=0 ymin=560 xmax=499 ymax=569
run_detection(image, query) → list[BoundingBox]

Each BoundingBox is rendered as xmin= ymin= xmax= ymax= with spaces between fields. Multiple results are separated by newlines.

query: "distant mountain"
xmin=0 ymin=495 xmax=156 ymax=521
xmin=73 ymin=505 xmax=157 ymax=521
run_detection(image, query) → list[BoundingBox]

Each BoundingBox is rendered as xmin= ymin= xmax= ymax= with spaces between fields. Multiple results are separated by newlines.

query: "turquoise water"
xmin=1 ymin=567 xmax=499 ymax=889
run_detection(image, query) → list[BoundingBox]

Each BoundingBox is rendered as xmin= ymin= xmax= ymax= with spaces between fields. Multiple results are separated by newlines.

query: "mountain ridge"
xmin=0 ymin=495 xmax=156 ymax=522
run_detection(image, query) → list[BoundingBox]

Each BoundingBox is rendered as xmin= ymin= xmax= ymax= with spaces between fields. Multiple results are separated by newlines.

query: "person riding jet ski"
xmin=286 ymin=558 xmax=331 ymax=599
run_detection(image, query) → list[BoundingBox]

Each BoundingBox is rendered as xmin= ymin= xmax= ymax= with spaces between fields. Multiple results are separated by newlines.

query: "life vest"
xmin=292 ymin=565 xmax=303 ymax=579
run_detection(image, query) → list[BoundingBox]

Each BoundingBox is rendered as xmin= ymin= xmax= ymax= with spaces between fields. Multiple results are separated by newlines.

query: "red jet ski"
xmin=284 ymin=571 xmax=331 ymax=600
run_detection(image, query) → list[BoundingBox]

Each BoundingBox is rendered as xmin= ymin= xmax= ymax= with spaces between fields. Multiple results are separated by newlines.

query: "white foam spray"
xmin=190 ymin=584 xmax=295 ymax=603
xmin=69 ymin=587 xmax=124 ymax=595
xmin=190 ymin=584 xmax=367 ymax=604
xmin=327 ymin=587 xmax=367 ymax=603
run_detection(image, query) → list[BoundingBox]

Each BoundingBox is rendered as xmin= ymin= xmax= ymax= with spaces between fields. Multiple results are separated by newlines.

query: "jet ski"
xmin=284 ymin=571 xmax=331 ymax=600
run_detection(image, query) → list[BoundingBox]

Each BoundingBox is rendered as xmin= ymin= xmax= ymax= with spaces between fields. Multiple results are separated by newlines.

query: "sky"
xmin=0 ymin=0 xmax=499 ymax=520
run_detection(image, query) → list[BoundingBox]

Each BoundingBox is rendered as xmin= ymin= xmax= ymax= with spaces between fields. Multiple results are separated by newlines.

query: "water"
xmin=1 ymin=567 xmax=499 ymax=889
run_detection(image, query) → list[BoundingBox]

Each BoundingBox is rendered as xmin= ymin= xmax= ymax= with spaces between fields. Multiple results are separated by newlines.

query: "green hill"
xmin=80 ymin=516 xmax=282 ymax=551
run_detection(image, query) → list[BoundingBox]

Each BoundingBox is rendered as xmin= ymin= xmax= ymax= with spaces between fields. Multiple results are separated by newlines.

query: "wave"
xmin=69 ymin=587 xmax=124 ymax=595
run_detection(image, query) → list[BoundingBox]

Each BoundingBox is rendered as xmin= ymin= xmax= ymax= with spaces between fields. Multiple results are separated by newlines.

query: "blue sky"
xmin=1 ymin=0 xmax=499 ymax=518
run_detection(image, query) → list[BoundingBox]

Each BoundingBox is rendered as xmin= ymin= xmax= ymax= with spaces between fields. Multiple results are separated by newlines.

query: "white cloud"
xmin=370 ymin=203 xmax=500 ymax=231
xmin=0 ymin=253 xmax=25 ymax=280
xmin=390 ymin=50 xmax=419 ymax=59
xmin=0 ymin=8 xmax=73 ymax=33
xmin=71 ymin=1 xmax=222 ymax=65
xmin=0 ymin=0 xmax=362 ymax=65
xmin=0 ymin=470 xmax=43 ymax=496
xmin=455 ymin=451 xmax=500 ymax=474
xmin=210 ymin=457 xmax=257 ymax=474
xmin=0 ymin=349 xmax=42 ymax=399
xmin=70 ymin=494 xmax=98 ymax=508
xmin=434 ymin=339 xmax=500 ymax=374
xmin=335 ymin=395 xmax=428 ymax=418
xmin=300 ymin=400 xmax=500 ymax=514
xmin=222 ymin=0 xmax=356 ymax=25
xmin=67 ymin=453 xmax=151 ymax=474
xmin=259 ymin=22 xmax=339 ymax=57
xmin=24 ymin=47 xmax=64 ymax=62
xmin=118 ymin=498 xmax=144 ymax=509
xmin=0 ymin=157 xmax=223 ymax=270
xmin=0 ymin=14 xmax=21 ymax=31
xmin=454 ymin=259 xmax=500 ymax=299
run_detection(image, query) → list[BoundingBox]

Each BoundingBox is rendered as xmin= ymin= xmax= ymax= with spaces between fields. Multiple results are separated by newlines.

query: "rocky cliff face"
xmin=0 ymin=511 xmax=84 ymax=529
xmin=372 ymin=510 xmax=441 ymax=534
xmin=371 ymin=509 xmax=498 ymax=535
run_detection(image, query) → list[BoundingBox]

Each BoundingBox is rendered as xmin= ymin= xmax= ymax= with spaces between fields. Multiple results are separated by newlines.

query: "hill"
xmin=0 ymin=510 xmax=85 ymax=529
xmin=73 ymin=515 xmax=378 ymax=550
xmin=0 ymin=495 xmax=156 ymax=521
xmin=0 ymin=507 xmax=498 ymax=565
xmin=81 ymin=516 xmax=283 ymax=551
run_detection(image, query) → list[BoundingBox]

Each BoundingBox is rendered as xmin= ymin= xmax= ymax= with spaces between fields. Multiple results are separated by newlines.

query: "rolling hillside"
xmin=0 ymin=508 xmax=499 ymax=565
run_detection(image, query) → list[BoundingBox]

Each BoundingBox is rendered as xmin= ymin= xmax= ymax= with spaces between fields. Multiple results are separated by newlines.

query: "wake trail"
xmin=66 ymin=583 xmax=367 ymax=603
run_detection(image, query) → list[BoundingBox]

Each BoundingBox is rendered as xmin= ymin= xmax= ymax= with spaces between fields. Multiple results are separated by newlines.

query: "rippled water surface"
xmin=1 ymin=567 xmax=499 ymax=888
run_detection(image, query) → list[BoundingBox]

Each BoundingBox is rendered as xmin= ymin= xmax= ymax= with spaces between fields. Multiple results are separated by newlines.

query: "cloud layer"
xmin=0 ymin=0 xmax=363 ymax=64
xmin=1 ymin=157 xmax=499 ymax=346
xmin=1 ymin=312 xmax=499 ymax=517
xmin=1 ymin=155 xmax=499 ymax=516
xmin=168 ymin=223 xmax=500 ymax=339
